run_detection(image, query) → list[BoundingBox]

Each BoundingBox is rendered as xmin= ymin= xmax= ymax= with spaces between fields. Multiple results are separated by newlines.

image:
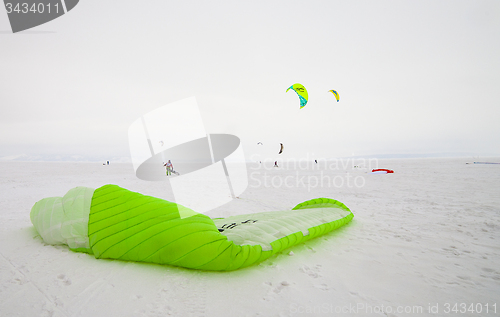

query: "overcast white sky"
xmin=1 ymin=0 xmax=499 ymax=161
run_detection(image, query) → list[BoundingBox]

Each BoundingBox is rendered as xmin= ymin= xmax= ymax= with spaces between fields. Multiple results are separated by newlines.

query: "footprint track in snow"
xmin=299 ymin=264 xmax=322 ymax=278
xmin=56 ymin=274 xmax=71 ymax=286
xmin=263 ymin=281 xmax=290 ymax=301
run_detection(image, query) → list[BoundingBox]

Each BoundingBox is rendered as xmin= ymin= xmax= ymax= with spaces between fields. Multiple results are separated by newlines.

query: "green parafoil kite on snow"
xmin=286 ymin=83 xmax=308 ymax=108
xmin=329 ymin=89 xmax=340 ymax=102
xmin=30 ymin=185 xmax=354 ymax=271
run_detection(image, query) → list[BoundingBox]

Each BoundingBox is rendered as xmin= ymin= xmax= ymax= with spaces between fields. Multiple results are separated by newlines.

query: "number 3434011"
xmin=5 ymin=2 xmax=61 ymax=14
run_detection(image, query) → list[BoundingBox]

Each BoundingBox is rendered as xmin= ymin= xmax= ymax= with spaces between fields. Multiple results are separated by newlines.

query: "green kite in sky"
xmin=287 ymin=83 xmax=308 ymax=108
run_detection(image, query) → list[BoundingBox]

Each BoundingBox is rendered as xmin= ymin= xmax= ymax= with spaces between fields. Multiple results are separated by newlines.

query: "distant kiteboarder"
xmin=274 ymin=161 xmax=279 ymax=168
xmin=164 ymin=160 xmax=173 ymax=176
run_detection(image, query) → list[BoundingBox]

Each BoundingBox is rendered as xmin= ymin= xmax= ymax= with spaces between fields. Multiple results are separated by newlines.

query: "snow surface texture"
xmin=0 ymin=158 xmax=499 ymax=317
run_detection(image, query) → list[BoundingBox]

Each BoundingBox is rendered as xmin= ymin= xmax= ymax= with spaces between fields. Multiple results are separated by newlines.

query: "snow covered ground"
xmin=1 ymin=158 xmax=499 ymax=317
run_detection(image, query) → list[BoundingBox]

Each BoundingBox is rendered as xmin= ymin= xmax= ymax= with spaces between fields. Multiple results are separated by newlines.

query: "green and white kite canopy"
xmin=31 ymin=185 xmax=353 ymax=271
